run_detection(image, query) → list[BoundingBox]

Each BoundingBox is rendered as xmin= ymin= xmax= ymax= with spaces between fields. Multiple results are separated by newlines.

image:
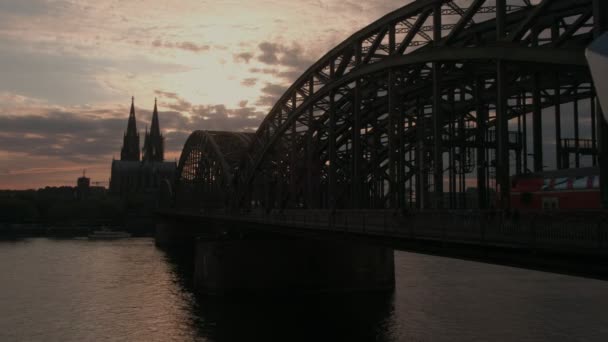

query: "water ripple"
xmin=0 ymin=238 xmax=607 ymax=341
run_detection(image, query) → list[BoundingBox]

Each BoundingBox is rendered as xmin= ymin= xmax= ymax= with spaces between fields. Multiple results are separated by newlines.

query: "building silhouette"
xmin=76 ymin=170 xmax=90 ymax=200
xmin=110 ymin=97 xmax=176 ymax=199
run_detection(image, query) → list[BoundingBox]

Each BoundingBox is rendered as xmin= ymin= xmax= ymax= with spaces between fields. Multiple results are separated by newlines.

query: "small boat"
xmin=88 ymin=227 xmax=131 ymax=239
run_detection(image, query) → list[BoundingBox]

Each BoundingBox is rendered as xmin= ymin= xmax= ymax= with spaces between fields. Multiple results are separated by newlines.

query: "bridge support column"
xmin=193 ymin=237 xmax=394 ymax=295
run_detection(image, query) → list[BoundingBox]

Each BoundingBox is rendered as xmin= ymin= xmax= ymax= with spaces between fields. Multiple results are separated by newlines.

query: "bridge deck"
xmin=161 ymin=209 xmax=608 ymax=257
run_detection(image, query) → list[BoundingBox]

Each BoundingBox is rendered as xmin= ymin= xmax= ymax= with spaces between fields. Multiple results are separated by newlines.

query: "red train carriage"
xmin=510 ymin=168 xmax=600 ymax=211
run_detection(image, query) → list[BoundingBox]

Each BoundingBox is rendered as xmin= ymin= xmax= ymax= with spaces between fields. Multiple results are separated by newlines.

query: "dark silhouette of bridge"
xmin=159 ymin=0 xmax=608 ymax=288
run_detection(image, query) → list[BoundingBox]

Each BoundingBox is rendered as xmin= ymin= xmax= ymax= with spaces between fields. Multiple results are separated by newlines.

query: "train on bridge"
xmin=510 ymin=168 xmax=600 ymax=211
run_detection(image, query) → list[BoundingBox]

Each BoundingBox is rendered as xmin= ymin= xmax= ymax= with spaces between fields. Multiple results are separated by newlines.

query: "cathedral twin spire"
xmin=120 ymin=97 xmax=140 ymax=161
xmin=120 ymin=97 xmax=164 ymax=162
xmin=143 ymin=98 xmax=164 ymax=162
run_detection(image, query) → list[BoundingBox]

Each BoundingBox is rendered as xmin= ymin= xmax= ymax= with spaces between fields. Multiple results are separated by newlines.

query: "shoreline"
xmin=0 ymin=222 xmax=155 ymax=238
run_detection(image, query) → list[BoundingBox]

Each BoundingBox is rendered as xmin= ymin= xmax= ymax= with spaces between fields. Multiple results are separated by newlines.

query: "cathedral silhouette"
xmin=110 ymin=97 xmax=176 ymax=199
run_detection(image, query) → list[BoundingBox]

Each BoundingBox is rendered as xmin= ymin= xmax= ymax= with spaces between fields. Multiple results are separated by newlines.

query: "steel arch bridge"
xmin=175 ymin=0 xmax=608 ymax=212
xmin=174 ymin=130 xmax=253 ymax=208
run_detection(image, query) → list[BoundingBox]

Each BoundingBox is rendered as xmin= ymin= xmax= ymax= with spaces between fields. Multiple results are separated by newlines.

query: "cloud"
xmin=257 ymin=42 xmax=281 ymax=64
xmin=0 ymin=84 xmax=270 ymax=173
xmin=0 ymin=111 xmax=124 ymax=162
xmin=249 ymin=67 xmax=280 ymax=75
xmin=241 ymin=78 xmax=258 ymax=87
xmin=165 ymin=99 xmax=193 ymax=112
xmin=256 ymin=83 xmax=288 ymax=107
xmin=233 ymin=52 xmax=254 ymax=63
xmin=0 ymin=0 xmax=73 ymax=18
xmin=0 ymin=37 xmax=189 ymax=105
xmin=0 ymin=39 xmax=114 ymax=105
xmin=276 ymin=43 xmax=308 ymax=68
xmin=153 ymin=90 xmax=180 ymax=100
xmin=277 ymin=70 xmax=304 ymax=82
xmin=260 ymin=83 xmax=287 ymax=97
xmin=0 ymin=97 xmax=184 ymax=164
xmin=256 ymin=41 xmax=314 ymax=70
xmin=238 ymin=41 xmax=316 ymax=85
xmin=164 ymin=130 xmax=192 ymax=153
xmin=0 ymin=94 xmax=266 ymax=167
xmin=154 ymin=90 xmax=193 ymax=112
xmin=0 ymin=156 xmax=110 ymax=189
xmin=1 ymin=166 xmax=93 ymax=177
xmin=189 ymin=104 xmax=265 ymax=132
xmin=152 ymin=39 xmax=210 ymax=52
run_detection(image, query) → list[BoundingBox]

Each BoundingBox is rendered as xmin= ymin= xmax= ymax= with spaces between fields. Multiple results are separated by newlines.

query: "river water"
xmin=0 ymin=238 xmax=607 ymax=341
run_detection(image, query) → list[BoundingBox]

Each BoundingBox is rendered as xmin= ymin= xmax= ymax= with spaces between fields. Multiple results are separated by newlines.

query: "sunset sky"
xmin=0 ymin=0 xmax=412 ymax=189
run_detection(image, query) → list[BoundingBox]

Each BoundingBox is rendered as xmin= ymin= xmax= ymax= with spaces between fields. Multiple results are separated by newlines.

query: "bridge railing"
xmin=172 ymin=208 xmax=608 ymax=255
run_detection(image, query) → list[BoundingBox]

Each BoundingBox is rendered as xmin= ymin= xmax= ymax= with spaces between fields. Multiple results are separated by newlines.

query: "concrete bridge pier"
xmin=193 ymin=237 xmax=395 ymax=295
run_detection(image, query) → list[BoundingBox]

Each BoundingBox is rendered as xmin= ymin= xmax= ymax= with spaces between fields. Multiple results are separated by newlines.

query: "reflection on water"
xmin=0 ymin=238 xmax=607 ymax=341
xmin=191 ymin=291 xmax=395 ymax=341
xmin=161 ymin=246 xmax=397 ymax=342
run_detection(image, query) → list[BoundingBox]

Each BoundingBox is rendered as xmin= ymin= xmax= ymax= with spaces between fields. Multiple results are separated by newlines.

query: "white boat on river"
xmin=88 ymin=228 xmax=131 ymax=239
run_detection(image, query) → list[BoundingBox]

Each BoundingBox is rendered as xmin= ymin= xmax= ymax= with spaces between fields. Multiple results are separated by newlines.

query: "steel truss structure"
xmin=176 ymin=0 xmax=608 ymax=211
xmin=175 ymin=131 xmax=253 ymax=208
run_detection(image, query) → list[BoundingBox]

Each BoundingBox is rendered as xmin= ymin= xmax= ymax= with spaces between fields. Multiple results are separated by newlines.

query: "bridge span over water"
xmin=158 ymin=0 xmax=608 ymax=293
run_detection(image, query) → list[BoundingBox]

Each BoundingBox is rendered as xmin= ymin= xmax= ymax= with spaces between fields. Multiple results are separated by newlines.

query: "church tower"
xmin=120 ymin=96 xmax=140 ymax=161
xmin=142 ymin=98 xmax=164 ymax=162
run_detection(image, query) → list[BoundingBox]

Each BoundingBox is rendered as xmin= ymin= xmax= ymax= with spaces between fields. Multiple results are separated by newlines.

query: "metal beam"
xmin=496 ymin=0 xmax=510 ymax=208
xmin=476 ymin=78 xmax=487 ymax=210
xmin=396 ymin=10 xmax=432 ymax=55
xmin=352 ymin=78 xmax=362 ymax=208
xmin=555 ymin=74 xmax=562 ymax=169
xmin=496 ymin=60 xmax=510 ymax=208
xmin=442 ymin=0 xmax=486 ymax=46
xmin=388 ymin=70 xmax=398 ymax=207
xmin=508 ymin=0 xmax=551 ymax=42
xmin=306 ymin=79 xmax=315 ymax=208
xmin=243 ymin=45 xmax=589 ymax=188
xmin=594 ymin=0 xmax=608 ymax=208
xmin=328 ymin=62 xmax=337 ymax=209
xmin=433 ymin=3 xmax=443 ymax=209
xmin=416 ymin=97 xmax=426 ymax=209
xmin=533 ymin=73 xmax=544 ymax=172
xmin=574 ymin=93 xmax=581 ymax=168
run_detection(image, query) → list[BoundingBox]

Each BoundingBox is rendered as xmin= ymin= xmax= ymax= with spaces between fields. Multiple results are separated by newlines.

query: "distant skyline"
xmin=0 ymin=0 xmax=411 ymax=189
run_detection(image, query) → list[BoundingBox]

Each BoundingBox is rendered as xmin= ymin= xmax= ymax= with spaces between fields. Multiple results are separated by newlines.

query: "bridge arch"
xmin=175 ymin=130 xmax=253 ymax=208
xmin=236 ymin=0 xmax=602 ymax=211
